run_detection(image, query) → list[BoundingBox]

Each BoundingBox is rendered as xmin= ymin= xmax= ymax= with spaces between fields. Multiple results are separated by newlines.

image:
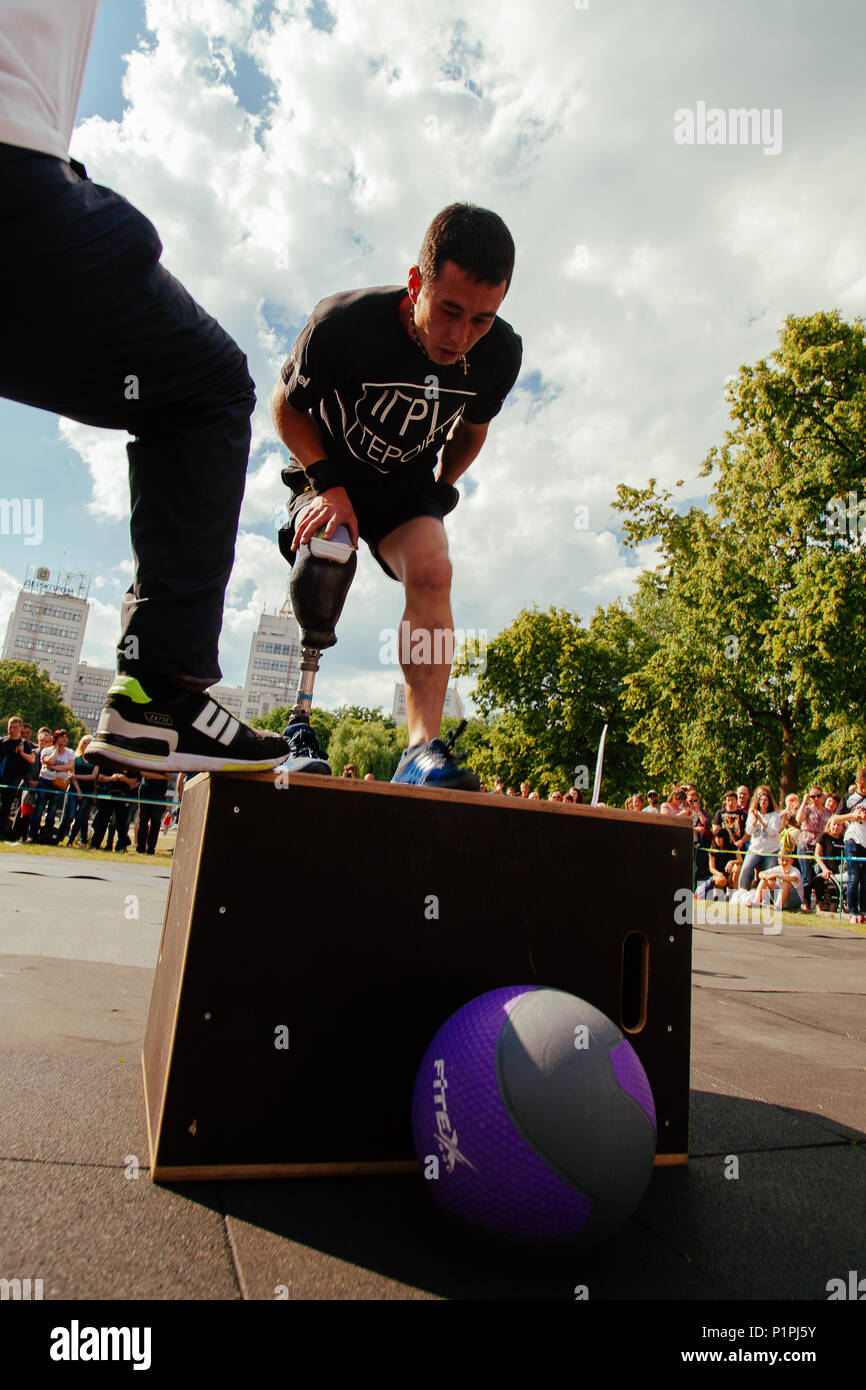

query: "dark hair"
xmin=53 ymin=728 xmax=67 ymax=740
xmin=418 ymin=203 xmax=515 ymax=292
xmin=750 ymin=784 xmax=776 ymax=813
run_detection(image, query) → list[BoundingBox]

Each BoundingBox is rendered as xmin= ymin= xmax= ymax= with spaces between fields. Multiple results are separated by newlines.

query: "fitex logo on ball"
xmin=433 ymin=1058 xmax=476 ymax=1174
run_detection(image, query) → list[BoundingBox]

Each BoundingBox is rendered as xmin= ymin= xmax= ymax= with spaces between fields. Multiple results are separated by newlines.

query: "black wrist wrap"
xmin=305 ymin=458 xmax=344 ymax=495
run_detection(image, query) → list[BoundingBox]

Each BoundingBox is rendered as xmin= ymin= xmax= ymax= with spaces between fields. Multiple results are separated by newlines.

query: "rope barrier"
xmin=691 ymin=841 xmax=863 ymax=921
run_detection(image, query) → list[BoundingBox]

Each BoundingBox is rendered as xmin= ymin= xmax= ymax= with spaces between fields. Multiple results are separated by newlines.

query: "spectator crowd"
xmin=0 ymin=715 xmax=181 ymax=855
xmin=3 ymin=711 xmax=866 ymax=920
xmin=481 ymin=773 xmax=866 ymax=922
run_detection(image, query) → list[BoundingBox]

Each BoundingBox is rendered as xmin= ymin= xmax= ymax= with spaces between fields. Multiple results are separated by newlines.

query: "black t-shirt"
xmin=0 ymin=736 xmax=33 ymax=786
xmin=139 ymin=777 xmax=169 ymax=801
xmin=818 ymin=829 xmax=845 ymax=865
xmin=709 ymin=847 xmax=736 ymax=873
xmin=100 ymin=769 xmax=141 ymax=801
xmin=280 ymin=286 xmax=522 ymax=487
xmin=713 ymin=807 xmax=747 ymax=843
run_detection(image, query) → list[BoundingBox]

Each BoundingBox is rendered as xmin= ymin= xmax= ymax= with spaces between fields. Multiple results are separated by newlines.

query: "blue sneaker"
xmin=277 ymin=717 xmax=331 ymax=775
xmin=391 ymin=722 xmax=479 ymax=791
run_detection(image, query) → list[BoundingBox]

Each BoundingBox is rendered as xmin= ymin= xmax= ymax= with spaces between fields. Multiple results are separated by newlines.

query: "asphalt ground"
xmin=1 ymin=846 xmax=863 ymax=1365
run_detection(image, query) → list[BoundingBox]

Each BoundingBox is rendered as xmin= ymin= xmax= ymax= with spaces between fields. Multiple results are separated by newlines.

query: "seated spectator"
xmin=794 ymin=786 xmax=830 ymax=910
xmin=778 ymin=823 xmax=799 ymax=859
xmin=696 ymin=826 xmax=739 ymax=899
xmin=342 ymin=764 xmax=357 ymax=779
xmin=779 ymin=792 xmax=801 ymax=830
xmin=815 ymin=815 xmax=846 ymax=914
xmin=739 ymin=786 xmax=781 ymax=891
xmin=631 ymin=792 xmax=645 ymax=812
xmin=643 ymin=790 xmax=661 ymax=814
xmin=549 ymin=790 xmax=563 ymax=802
xmin=755 ymin=856 xmax=803 ymax=913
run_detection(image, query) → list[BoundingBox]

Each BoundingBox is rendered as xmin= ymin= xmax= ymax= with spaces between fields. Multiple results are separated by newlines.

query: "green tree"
xmin=0 ymin=661 xmax=85 ymax=745
xmin=332 ymin=704 xmax=397 ymax=728
xmin=326 ymin=718 xmax=407 ymax=780
xmin=454 ymin=603 xmax=652 ymax=803
xmin=615 ymin=310 xmax=866 ymax=800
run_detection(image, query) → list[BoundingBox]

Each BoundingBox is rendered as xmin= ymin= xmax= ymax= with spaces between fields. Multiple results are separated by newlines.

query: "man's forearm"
xmin=437 ymin=418 xmax=489 ymax=485
xmin=270 ymin=385 xmax=329 ymax=469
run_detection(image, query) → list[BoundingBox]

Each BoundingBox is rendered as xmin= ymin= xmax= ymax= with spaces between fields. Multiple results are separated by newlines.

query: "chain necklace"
xmin=411 ymin=310 xmax=468 ymax=375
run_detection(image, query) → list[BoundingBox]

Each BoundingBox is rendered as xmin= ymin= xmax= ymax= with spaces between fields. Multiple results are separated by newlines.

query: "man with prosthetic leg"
xmin=271 ymin=204 xmax=522 ymax=790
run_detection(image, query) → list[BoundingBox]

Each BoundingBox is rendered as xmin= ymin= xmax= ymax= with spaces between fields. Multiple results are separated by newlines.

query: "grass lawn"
xmin=0 ymin=835 xmax=175 ymax=870
xmin=692 ymin=897 xmax=866 ymax=936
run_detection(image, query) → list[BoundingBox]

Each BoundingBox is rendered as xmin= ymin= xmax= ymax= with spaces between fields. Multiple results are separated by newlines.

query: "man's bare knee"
xmin=405 ymin=553 xmax=452 ymax=597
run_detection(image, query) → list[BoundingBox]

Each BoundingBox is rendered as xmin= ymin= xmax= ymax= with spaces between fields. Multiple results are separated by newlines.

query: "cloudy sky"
xmin=2 ymin=0 xmax=864 ymax=715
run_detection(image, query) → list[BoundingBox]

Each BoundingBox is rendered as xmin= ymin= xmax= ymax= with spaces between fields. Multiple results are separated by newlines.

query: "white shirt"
xmin=0 ymin=1 xmax=100 ymax=160
xmin=843 ymin=792 xmax=866 ymax=848
xmin=746 ymin=809 xmax=781 ymax=854
xmin=763 ymin=864 xmax=803 ymax=907
xmin=39 ymin=745 xmax=75 ymax=783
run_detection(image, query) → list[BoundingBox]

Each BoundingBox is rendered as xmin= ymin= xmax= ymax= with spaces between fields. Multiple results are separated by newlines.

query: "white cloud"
xmin=27 ymin=0 xmax=865 ymax=701
xmin=58 ymin=421 xmax=130 ymax=523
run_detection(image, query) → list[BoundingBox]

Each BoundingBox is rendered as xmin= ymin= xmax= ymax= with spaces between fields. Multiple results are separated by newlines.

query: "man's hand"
xmin=292 ymin=487 xmax=359 ymax=550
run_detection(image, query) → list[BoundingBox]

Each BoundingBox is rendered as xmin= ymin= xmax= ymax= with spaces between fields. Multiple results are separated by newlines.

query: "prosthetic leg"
xmin=277 ymin=468 xmax=356 ymax=774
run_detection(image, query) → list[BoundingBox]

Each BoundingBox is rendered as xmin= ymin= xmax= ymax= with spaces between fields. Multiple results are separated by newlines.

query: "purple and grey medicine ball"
xmin=411 ymin=986 xmax=656 ymax=1254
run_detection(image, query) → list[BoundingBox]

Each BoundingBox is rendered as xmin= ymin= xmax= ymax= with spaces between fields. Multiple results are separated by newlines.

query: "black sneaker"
xmin=87 ymin=675 xmax=290 ymax=774
xmin=277 ymin=716 xmax=331 ymax=775
xmin=391 ymin=721 xmax=479 ymax=791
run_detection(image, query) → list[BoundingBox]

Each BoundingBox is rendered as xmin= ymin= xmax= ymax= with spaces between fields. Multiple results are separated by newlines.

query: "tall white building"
xmin=2 ymin=568 xmax=89 ymax=696
xmin=67 ymin=661 xmax=115 ymax=728
xmin=240 ymin=606 xmax=302 ymax=723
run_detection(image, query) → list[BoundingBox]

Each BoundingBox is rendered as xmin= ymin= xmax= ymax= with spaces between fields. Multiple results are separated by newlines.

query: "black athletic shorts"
xmin=283 ymin=469 xmax=459 ymax=581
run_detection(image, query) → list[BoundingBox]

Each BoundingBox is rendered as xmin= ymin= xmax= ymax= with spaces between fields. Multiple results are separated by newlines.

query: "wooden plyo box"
xmin=142 ymin=774 xmax=693 ymax=1180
